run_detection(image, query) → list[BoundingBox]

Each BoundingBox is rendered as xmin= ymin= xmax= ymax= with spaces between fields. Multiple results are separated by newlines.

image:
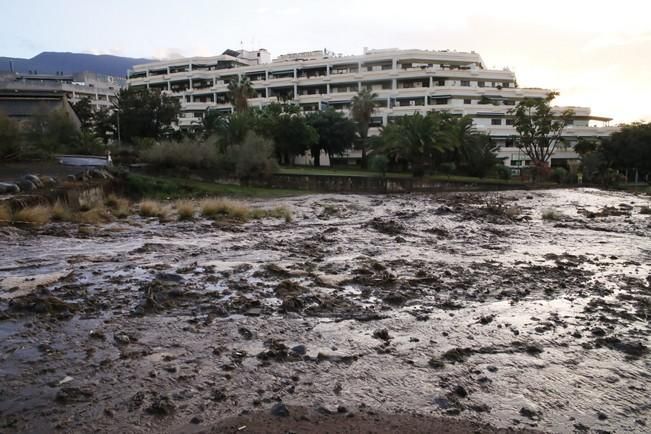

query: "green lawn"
xmin=124 ymin=174 xmax=306 ymax=199
xmin=277 ymin=166 xmax=411 ymax=178
xmin=277 ymin=166 xmax=517 ymax=185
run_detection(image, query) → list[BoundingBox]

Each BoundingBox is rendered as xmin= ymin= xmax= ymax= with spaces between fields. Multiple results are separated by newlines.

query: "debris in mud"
xmin=146 ymin=395 xmax=176 ymax=416
xmin=594 ymin=336 xmax=648 ymax=359
xmin=7 ymin=289 xmax=77 ymax=317
xmin=372 ymin=328 xmax=392 ymax=341
xmin=441 ymin=347 xmax=474 ymax=363
xmin=519 ymin=404 xmax=542 ymax=420
xmin=55 ymin=387 xmax=93 ymax=404
xmin=270 ymin=402 xmax=289 ymax=417
xmin=238 ymin=326 xmax=253 ymax=340
xmin=367 ymin=217 xmax=405 ymax=235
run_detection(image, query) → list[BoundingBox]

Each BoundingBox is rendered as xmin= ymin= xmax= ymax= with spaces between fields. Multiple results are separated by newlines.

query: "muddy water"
xmin=0 ymin=188 xmax=650 ymax=433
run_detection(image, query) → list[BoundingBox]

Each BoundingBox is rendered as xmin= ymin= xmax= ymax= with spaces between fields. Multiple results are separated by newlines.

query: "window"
xmin=511 ymin=160 xmax=523 ymax=166
xmin=478 ymin=81 xmax=485 ymax=88
xmin=506 ymin=119 xmax=514 ymax=126
xmin=503 ymin=100 xmax=515 ymax=106
xmin=435 ymin=98 xmax=448 ymax=105
xmin=436 ymin=79 xmax=445 ymax=86
xmin=460 ymin=80 xmax=470 ymax=87
xmin=502 ymin=82 xmax=509 ymax=88
xmin=491 ymin=118 xmax=502 ymax=125
xmin=463 ymin=99 xmax=472 ymax=104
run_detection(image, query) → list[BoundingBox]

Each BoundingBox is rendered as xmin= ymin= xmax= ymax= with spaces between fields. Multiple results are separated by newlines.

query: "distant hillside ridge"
xmin=0 ymin=52 xmax=154 ymax=78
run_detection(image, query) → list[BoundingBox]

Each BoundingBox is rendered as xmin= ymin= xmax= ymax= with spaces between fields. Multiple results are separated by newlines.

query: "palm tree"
xmin=351 ymin=89 xmax=377 ymax=167
xmin=227 ymin=76 xmax=256 ymax=113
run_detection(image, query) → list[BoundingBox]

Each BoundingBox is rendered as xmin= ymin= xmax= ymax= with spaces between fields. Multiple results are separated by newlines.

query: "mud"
xmin=0 ymin=188 xmax=650 ymax=433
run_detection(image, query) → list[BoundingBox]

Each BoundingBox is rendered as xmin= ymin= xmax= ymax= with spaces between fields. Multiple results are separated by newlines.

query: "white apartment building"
xmin=127 ymin=48 xmax=616 ymax=170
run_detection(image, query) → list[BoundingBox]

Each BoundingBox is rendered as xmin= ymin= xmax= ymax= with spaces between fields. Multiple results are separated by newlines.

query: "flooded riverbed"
xmin=1 ymin=188 xmax=650 ymax=433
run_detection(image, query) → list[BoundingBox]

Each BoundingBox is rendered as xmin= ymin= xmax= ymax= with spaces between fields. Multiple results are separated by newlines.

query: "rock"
xmin=487 ymin=365 xmax=498 ymax=373
xmin=0 ymin=182 xmax=20 ymax=194
xmin=211 ymin=389 xmax=226 ymax=402
xmin=428 ymin=358 xmax=445 ymax=369
xmin=146 ymin=395 xmax=175 ymax=415
xmin=337 ymin=405 xmax=348 ymax=413
xmin=41 ymin=176 xmax=57 ymax=187
xmin=432 ymin=396 xmax=451 ymax=409
xmin=394 ymin=236 xmax=406 ymax=243
xmin=290 ymin=344 xmax=306 ymax=355
xmin=383 ymin=293 xmax=407 ymax=306
xmin=597 ymin=411 xmax=608 ymax=420
xmin=271 ymin=402 xmax=289 ymax=417
xmin=23 ymin=174 xmax=44 ymax=188
xmin=155 ymin=272 xmax=185 ymax=283
xmin=114 ymin=333 xmax=131 ymax=345
xmin=453 ymin=385 xmax=468 ymax=398
xmin=372 ymin=328 xmax=392 ymax=341
xmin=238 ymin=327 xmax=253 ymax=340
xmin=519 ymin=404 xmax=541 ymax=420
xmin=16 ymin=180 xmax=36 ymax=192
xmin=190 ymin=416 xmax=203 ymax=424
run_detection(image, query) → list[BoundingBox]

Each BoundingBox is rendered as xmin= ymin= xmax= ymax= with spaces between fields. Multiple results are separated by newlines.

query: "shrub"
xmin=0 ymin=112 xmax=22 ymax=160
xmin=542 ymin=209 xmax=563 ymax=221
xmin=438 ymin=162 xmax=456 ymax=175
xmin=201 ymin=198 xmax=250 ymax=221
xmin=226 ymin=132 xmax=278 ymax=181
xmin=0 ymin=204 xmax=12 ymax=225
xmin=249 ymin=206 xmax=293 ymax=223
xmin=14 ymin=205 xmax=51 ymax=226
xmin=140 ymin=138 xmax=220 ymax=169
xmin=138 ymin=200 xmax=166 ymax=218
xmin=175 ymin=200 xmax=195 ymax=221
xmin=496 ymin=165 xmax=512 ymax=180
xmin=552 ymin=167 xmax=568 ymax=184
xmin=369 ymin=155 xmax=389 ymax=175
xmin=51 ymin=200 xmax=72 ymax=222
xmin=105 ymin=194 xmax=130 ymax=218
xmin=77 ymin=207 xmax=113 ymax=224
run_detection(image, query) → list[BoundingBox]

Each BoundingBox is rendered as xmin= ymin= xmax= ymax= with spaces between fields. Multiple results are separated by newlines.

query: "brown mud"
xmin=0 ymin=188 xmax=650 ymax=433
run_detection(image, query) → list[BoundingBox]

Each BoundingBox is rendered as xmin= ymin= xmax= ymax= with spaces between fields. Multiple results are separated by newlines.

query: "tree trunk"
xmin=361 ymin=146 xmax=367 ymax=169
xmin=314 ymin=152 xmax=321 ymax=167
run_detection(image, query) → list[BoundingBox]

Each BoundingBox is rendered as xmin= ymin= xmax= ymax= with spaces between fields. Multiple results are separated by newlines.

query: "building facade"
xmin=127 ymin=48 xmax=616 ymax=170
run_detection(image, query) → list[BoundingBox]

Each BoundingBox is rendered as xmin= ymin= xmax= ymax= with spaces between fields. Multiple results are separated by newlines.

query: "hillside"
xmin=0 ymin=52 xmax=153 ymax=77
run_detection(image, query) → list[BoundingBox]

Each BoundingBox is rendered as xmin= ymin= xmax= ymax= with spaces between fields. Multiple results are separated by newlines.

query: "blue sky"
xmin=2 ymin=0 xmax=650 ymax=123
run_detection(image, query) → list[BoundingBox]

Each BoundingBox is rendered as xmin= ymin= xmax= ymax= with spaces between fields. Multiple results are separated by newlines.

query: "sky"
xmin=2 ymin=0 xmax=650 ymax=124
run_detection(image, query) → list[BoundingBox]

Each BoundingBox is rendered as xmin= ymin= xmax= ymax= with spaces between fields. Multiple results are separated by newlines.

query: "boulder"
xmin=16 ymin=180 xmax=36 ymax=192
xmin=0 ymin=182 xmax=20 ymax=194
xmin=23 ymin=174 xmax=44 ymax=188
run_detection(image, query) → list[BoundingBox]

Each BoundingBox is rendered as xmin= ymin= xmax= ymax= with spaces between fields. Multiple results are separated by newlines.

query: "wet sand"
xmin=0 ymin=188 xmax=649 ymax=433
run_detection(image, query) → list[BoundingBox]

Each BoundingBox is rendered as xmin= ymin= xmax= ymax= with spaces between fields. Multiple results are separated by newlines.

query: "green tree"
xmin=256 ymin=103 xmax=317 ymax=165
xmin=71 ymin=97 xmax=95 ymax=130
xmin=379 ymin=112 xmax=458 ymax=176
xmin=93 ymin=107 xmax=116 ymax=144
xmin=600 ymin=122 xmax=651 ymax=181
xmin=0 ymin=112 xmax=21 ymax=160
xmin=25 ymin=106 xmax=78 ymax=154
xmin=306 ymin=109 xmax=357 ymax=166
xmin=509 ymin=92 xmax=574 ymax=165
xmin=115 ymin=88 xmax=181 ymax=142
xmin=227 ymin=76 xmax=257 ymax=113
xmin=351 ymin=89 xmax=377 ymax=167
xmin=458 ymin=134 xmax=499 ymax=178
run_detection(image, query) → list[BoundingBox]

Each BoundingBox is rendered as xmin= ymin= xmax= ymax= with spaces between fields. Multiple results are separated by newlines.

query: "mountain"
xmin=0 ymin=52 xmax=154 ymax=78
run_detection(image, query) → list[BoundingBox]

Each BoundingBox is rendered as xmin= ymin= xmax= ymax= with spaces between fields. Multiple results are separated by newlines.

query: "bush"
xmin=495 ymin=165 xmax=512 ymax=180
xmin=0 ymin=113 xmax=21 ymax=160
xmin=51 ymin=200 xmax=72 ymax=222
xmin=552 ymin=167 xmax=568 ymax=184
xmin=201 ymin=198 xmax=250 ymax=221
xmin=14 ymin=205 xmax=51 ymax=226
xmin=175 ymin=200 xmax=195 ymax=221
xmin=369 ymin=155 xmax=389 ymax=175
xmin=140 ymin=138 xmax=220 ymax=169
xmin=0 ymin=204 xmax=12 ymax=225
xmin=138 ymin=200 xmax=166 ymax=218
xmin=438 ymin=162 xmax=456 ymax=175
xmin=227 ymin=132 xmax=277 ymax=181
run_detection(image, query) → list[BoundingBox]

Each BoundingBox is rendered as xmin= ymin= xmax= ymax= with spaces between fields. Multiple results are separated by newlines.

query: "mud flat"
xmin=0 ymin=188 xmax=649 ymax=433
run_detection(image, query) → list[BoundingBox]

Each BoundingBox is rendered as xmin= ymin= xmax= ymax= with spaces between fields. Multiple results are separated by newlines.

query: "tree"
xmin=256 ymin=103 xmax=317 ymax=165
xmin=458 ymin=134 xmax=499 ymax=178
xmin=306 ymin=109 xmax=356 ymax=166
xmin=0 ymin=112 xmax=21 ymax=160
xmin=509 ymin=92 xmax=574 ymax=165
xmin=227 ymin=76 xmax=256 ymax=113
xmin=25 ymin=106 xmax=78 ymax=154
xmin=115 ymin=88 xmax=180 ymax=142
xmin=93 ymin=107 xmax=116 ymax=144
xmin=379 ymin=112 xmax=459 ymax=176
xmin=71 ymin=97 xmax=95 ymax=130
xmin=351 ymin=89 xmax=377 ymax=167
xmin=600 ymin=122 xmax=651 ymax=182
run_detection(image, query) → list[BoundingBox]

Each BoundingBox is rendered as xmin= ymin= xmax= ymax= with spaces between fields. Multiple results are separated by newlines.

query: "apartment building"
xmin=0 ymin=71 xmax=124 ymax=110
xmin=127 ymin=48 xmax=616 ymax=170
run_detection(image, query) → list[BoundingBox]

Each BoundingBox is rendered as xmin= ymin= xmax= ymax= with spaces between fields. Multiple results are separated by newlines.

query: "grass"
xmin=542 ymin=209 xmax=563 ymax=221
xmin=175 ymin=200 xmax=195 ymax=221
xmin=277 ymin=166 xmax=411 ymax=178
xmin=125 ymin=173 xmax=305 ymax=200
xmin=201 ymin=198 xmax=250 ymax=221
xmin=105 ymin=194 xmax=131 ymax=219
xmin=0 ymin=204 xmax=12 ymax=225
xmin=14 ymin=205 xmax=51 ymax=226
xmin=77 ymin=207 xmax=113 ymax=224
xmin=138 ymin=200 xmax=166 ymax=218
xmin=51 ymin=200 xmax=72 ymax=222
